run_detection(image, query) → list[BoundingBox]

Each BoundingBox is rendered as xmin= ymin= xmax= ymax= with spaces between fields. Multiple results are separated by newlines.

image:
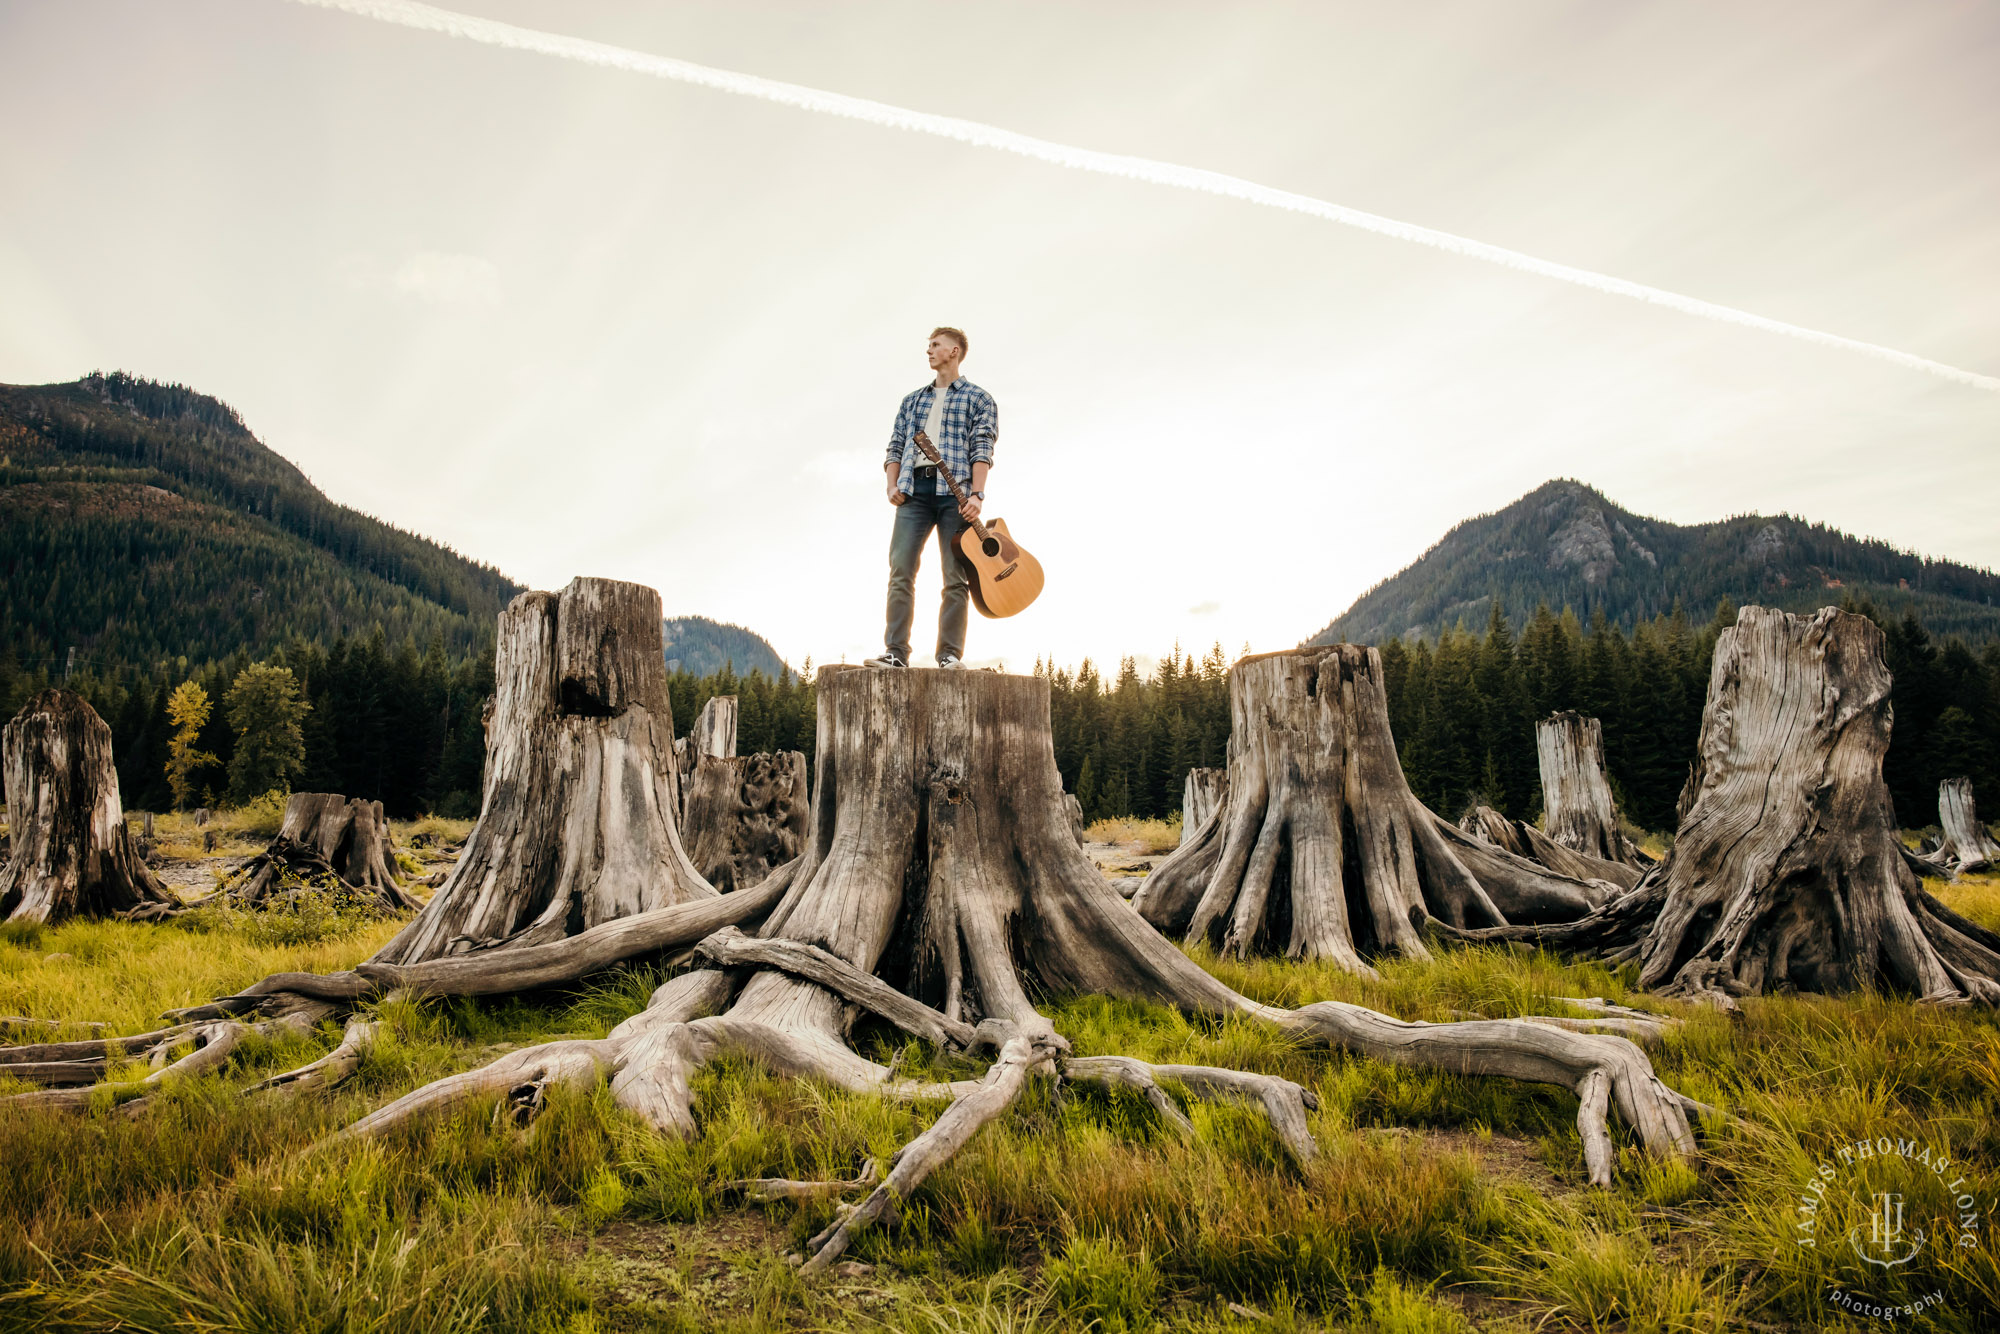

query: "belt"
xmin=913 ymin=465 xmax=938 ymax=482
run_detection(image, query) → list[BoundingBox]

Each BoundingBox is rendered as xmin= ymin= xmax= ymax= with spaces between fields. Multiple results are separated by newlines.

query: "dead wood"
xmin=1432 ymin=607 xmax=2000 ymax=1009
xmin=1180 ymin=767 xmax=1227 ymax=840
xmin=222 ymin=793 xmax=421 ymax=914
xmin=1459 ymin=803 xmax=1644 ymax=891
xmin=682 ymin=751 xmax=809 ymax=892
xmin=310 ymin=666 xmax=1692 ymax=1220
xmin=1937 ymin=778 xmax=2000 ymax=875
xmin=0 ymin=689 xmax=175 ymax=924
xmin=4 ymin=652 xmax=1703 ymax=1270
xmin=1134 ymin=647 xmax=1609 ymax=972
xmin=372 ymin=578 xmax=715 ymax=965
xmin=1537 ymin=712 xmax=1647 ymax=866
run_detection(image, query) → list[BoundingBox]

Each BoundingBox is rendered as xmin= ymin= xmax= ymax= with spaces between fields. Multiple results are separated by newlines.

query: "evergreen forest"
xmin=8 ymin=596 xmax=1992 ymax=838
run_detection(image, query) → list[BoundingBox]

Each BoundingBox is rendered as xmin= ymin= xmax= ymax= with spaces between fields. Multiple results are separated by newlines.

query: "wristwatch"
xmin=969 ymin=490 xmax=985 ymax=500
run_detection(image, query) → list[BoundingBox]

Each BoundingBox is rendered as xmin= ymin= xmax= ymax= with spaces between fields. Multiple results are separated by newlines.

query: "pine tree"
xmin=225 ymin=663 xmax=311 ymax=801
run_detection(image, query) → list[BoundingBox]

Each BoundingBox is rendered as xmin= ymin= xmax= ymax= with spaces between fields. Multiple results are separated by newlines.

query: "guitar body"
xmin=955 ymin=517 xmax=1045 ymax=618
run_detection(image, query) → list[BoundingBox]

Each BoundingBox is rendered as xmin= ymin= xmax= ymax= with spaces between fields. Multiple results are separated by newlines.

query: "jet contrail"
xmin=287 ymin=0 xmax=1999 ymax=394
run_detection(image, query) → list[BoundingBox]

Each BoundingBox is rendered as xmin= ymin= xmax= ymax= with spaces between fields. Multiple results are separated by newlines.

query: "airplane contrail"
xmin=286 ymin=0 xmax=1999 ymax=394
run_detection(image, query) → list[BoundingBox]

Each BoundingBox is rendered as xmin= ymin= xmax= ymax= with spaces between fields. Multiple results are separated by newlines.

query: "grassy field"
xmin=1 ymin=871 xmax=1997 ymax=1332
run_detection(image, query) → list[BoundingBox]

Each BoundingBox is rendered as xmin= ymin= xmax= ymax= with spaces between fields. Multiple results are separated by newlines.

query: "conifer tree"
xmin=164 ymin=680 xmax=218 ymax=810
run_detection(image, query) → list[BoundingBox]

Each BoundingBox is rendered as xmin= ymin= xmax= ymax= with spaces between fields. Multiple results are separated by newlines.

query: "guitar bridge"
xmin=996 ymin=563 xmax=1018 ymax=581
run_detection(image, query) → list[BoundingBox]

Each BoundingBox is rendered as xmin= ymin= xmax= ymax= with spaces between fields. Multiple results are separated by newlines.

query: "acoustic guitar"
xmin=911 ymin=430 xmax=1044 ymax=618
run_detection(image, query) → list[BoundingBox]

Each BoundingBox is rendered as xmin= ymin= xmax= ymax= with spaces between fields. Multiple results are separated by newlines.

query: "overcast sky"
xmin=3 ymin=0 xmax=1995 ymax=670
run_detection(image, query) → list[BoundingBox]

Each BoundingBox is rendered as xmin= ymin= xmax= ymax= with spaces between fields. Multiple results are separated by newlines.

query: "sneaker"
xmin=936 ymin=655 xmax=966 ymax=670
xmin=863 ymin=653 xmax=907 ymax=668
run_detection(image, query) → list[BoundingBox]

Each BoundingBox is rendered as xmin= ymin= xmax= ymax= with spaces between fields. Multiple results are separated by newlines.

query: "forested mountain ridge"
xmin=663 ymin=616 xmax=787 ymax=677
xmin=1309 ymin=479 xmax=2000 ymax=647
xmin=1 ymin=371 xmax=524 ymax=674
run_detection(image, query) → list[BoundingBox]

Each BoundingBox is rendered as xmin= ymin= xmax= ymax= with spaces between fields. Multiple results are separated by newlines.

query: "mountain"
xmin=0 ymin=372 xmax=789 ymax=685
xmin=1308 ymin=480 xmax=2000 ymax=647
xmin=0 ymin=372 xmax=525 ymax=676
xmin=663 ymin=616 xmax=788 ymax=678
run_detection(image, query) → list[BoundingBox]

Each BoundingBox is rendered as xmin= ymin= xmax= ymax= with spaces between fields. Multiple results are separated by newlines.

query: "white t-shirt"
xmin=920 ymin=383 xmax=950 ymax=493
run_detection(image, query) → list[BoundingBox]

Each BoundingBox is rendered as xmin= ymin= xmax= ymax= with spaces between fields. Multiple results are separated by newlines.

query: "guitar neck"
xmin=915 ymin=437 xmax=989 ymax=540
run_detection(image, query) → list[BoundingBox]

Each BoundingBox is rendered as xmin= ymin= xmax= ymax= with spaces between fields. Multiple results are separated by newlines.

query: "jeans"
xmin=884 ymin=489 xmax=970 ymax=662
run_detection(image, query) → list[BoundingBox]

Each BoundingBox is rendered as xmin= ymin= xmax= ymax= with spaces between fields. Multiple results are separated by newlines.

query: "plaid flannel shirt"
xmin=885 ymin=378 xmax=997 ymax=496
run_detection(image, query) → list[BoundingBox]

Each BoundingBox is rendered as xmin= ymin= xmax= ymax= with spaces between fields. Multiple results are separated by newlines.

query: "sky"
xmin=2 ymin=0 xmax=1996 ymax=672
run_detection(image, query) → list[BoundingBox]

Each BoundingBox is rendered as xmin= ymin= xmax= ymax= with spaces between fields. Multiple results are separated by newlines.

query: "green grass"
xmin=1 ymin=878 xmax=1997 ymax=1329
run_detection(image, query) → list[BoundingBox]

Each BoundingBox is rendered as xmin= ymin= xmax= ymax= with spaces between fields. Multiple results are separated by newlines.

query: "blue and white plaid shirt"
xmin=885 ymin=378 xmax=998 ymax=496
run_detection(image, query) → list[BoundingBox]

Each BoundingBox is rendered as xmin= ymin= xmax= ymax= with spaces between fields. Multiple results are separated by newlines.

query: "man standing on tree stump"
xmin=866 ymin=327 xmax=997 ymax=670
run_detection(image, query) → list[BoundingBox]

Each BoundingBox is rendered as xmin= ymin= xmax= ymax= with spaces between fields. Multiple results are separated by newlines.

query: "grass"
xmin=1087 ymin=815 xmax=1184 ymax=856
xmin=1 ymin=877 xmax=1997 ymax=1329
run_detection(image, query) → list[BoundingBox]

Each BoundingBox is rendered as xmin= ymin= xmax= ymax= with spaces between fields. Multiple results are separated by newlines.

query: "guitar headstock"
xmin=912 ymin=430 xmax=943 ymax=466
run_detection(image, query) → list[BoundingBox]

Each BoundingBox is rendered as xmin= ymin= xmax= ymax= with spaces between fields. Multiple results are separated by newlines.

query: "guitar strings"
xmin=284 ymin=0 xmax=1999 ymax=395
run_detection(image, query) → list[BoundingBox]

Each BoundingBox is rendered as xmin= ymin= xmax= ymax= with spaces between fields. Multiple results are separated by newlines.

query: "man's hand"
xmin=958 ymin=493 xmax=983 ymax=523
xmin=888 ymin=478 xmax=907 ymax=506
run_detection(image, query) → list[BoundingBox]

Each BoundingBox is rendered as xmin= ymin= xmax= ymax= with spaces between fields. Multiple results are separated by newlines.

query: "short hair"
xmin=931 ymin=326 xmax=968 ymax=358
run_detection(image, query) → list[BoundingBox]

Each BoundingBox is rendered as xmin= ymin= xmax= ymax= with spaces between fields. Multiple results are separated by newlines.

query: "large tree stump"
xmin=0 ymin=690 xmax=174 ymax=924
xmin=223 ymin=793 xmax=422 ymax=913
xmin=682 ymin=751 xmax=810 ymax=893
xmin=370 ymin=578 xmax=715 ymax=964
xmin=1435 ymin=607 xmax=2000 ymax=1008
xmin=1180 ymin=767 xmax=1226 ymax=842
xmin=1537 ymin=713 xmax=1646 ymax=865
xmin=1133 ymin=647 xmax=1609 ymax=973
xmin=1937 ymin=779 xmax=2000 ymax=875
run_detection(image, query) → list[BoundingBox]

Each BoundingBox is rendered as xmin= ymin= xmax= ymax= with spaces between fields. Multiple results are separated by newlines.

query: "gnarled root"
xmin=1064 ymin=1056 xmax=1320 ymax=1163
xmin=799 ymin=1033 xmax=1063 ymax=1277
xmin=1273 ymin=1000 xmax=1694 ymax=1186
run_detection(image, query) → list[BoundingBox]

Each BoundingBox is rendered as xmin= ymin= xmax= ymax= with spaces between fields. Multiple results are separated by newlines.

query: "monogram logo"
xmin=1849 ymin=1191 xmax=1926 ymax=1268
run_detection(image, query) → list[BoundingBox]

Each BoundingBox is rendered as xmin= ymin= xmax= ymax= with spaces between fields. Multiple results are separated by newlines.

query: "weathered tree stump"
xmin=682 ymin=751 xmax=810 ymax=893
xmin=223 ymin=793 xmax=422 ymax=913
xmin=1459 ymin=804 xmax=1642 ymax=891
xmin=370 ymin=578 xmax=715 ymax=964
xmin=1133 ymin=647 xmax=1609 ymax=973
xmin=676 ymin=695 xmax=738 ymax=813
xmin=1434 ymin=607 xmax=2000 ymax=1008
xmin=1937 ymin=779 xmax=2000 ymax=875
xmin=0 ymin=690 xmax=175 ymax=924
xmin=1180 ymin=767 xmax=1226 ymax=842
xmin=1537 ymin=713 xmax=1646 ymax=865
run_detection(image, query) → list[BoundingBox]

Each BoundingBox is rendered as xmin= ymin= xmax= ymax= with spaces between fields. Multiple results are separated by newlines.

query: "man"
xmin=866 ymin=326 xmax=997 ymax=670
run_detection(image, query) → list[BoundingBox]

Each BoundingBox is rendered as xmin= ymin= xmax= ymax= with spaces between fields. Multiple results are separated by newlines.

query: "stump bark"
xmin=370 ymin=578 xmax=714 ymax=964
xmin=1180 ymin=767 xmax=1226 ymax=842
xmin=681 ymin=751 xmax=810 ymax=893
xmin=1133 ymin=647 xmax=1609 ymax=973
xmin=1537 ymin=713 xmax=1645 ymax=865
xmin=0 ymin=690 xmax=174 ymax=924
xmin=1435 ymin=607 xmax=2000 ymax=1008
xmin=1937 ymin=779 xmax=2000 ymax=875
xmin=223 ymin=793 xmax=421 ymax=913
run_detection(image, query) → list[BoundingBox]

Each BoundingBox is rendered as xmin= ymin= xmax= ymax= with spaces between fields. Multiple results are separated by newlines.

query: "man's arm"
xmin=885 ymin=395 xmax=911 ymax=505
xmin=960 ymin=389 xmax=997 ymax=521
xmin=960 ymin=461 xmax=990 ymax=522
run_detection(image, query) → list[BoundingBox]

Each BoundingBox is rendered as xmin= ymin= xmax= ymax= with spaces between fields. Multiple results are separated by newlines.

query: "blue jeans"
xmin=885 ymin=489 xmax=970 ymax=662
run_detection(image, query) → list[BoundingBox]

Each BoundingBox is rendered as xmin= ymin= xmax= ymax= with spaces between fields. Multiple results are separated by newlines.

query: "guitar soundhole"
xmin=981 ymin=536 xmax=1001 ymax=558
